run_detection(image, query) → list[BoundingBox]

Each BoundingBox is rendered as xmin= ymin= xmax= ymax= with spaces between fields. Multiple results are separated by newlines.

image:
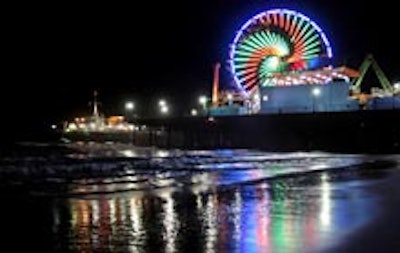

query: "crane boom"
xmin=352 ymin=54 xmax=393 ymax=93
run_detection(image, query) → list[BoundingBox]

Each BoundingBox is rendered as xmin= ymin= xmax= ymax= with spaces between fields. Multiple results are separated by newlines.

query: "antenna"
xmin=93 ymin=90 xmax=99 ymax=118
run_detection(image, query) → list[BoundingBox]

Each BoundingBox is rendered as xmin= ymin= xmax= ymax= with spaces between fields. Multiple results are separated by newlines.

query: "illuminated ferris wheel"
xmin=229 ymin=8 xmax=333 ymax=95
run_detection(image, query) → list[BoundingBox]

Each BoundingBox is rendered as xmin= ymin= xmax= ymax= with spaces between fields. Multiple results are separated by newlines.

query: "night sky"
xmin=3 ymin=0 xmax=399 ymax=139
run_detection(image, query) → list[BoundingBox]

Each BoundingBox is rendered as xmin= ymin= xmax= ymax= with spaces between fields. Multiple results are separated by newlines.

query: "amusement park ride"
xmin=60 ymin=8 xmax=398 ymax=143
xmin=208 ymin=8 xmax=399 ymax=115
xmin=350 ymin=54 xmax=396 ymax=106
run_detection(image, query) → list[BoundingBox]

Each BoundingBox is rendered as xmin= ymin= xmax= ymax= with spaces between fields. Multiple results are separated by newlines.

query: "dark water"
xmin=1 ymin=143 xmax=400 ymax=252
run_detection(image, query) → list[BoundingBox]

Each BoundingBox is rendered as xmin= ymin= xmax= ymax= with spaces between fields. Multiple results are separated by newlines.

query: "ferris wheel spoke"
xmin=288 ymin=15 xmax=298 ymax=37
xmin=260 ymin=31 xmax=274 ymax=46
xmin=284 ymin=13 xmax=291 ymax=32
xmin=249 ymin=33 xmax=268 ymax=49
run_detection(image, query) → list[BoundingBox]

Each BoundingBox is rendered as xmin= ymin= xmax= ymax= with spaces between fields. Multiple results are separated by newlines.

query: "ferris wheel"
xmin=229 ymin=8 xmax=333 ymax=95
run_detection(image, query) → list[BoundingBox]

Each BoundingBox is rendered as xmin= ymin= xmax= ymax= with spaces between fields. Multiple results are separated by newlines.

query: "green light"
xmin=265 ymin=56 xmax=280 ymax=70
xmin=302 ymin=26 xmax=315 ymax=42
xmin=303 ymin=41 xmax=321 ymax=53
xmin=244 ymin=39 xmax=261 ymax=50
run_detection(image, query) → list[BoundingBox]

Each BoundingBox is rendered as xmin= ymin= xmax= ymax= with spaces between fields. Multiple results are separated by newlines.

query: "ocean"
xmin=1 ymin=142 xmax=399 ymax=252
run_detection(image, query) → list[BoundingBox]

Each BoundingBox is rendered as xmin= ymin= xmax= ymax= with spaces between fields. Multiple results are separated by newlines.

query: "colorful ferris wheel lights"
xmin=229 ymin=8 xmax=333 ymax=95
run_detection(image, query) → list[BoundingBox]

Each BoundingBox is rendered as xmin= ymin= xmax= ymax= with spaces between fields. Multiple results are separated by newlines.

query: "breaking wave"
xmin=0 ymin=142 xmax=398 ymax=196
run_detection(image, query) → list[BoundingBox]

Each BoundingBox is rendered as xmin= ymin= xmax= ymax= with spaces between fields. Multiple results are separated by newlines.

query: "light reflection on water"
xmin=1 ymin=148 xmax=399 ymax=252
xmin=53 ymin=168 xmax=392 ymax=252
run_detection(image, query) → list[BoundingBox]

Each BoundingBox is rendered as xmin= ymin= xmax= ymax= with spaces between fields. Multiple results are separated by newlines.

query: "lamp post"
xmin=124 ymin=101 xmax=136 ymax=144
xmin=125 ymin=101 xmax=135 ymax=121
xmin=311 ymin=87 xmax=321 ymax=112
xmin=158 ymin=99 xmax=169 ymax=116
xmin=198 ymin=95 xmax=207 ymax=115
xmin=227 ymin=93 xmax=233 ymax=106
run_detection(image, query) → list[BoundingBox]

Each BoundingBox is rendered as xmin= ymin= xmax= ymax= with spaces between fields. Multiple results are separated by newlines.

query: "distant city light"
xmin=51 ymin=124 xmax=57 ymax=130
xmin=394 ymin=82 xmax=400 ymax=90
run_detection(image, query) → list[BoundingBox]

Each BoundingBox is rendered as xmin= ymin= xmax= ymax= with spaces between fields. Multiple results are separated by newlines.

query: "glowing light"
xmin=67 ymin=123 xmax=77 ymax=131
xmin=320 ymin=173 xmax=332 ymax=227
xmin=158 ymin=99 xmax=169 ymax=115
xmin=199 ymin=95 xmax=207 ymax=105
xmin=161 ymin=194 xmax=179 ymax=253
xmin=120 ymin=149 xmax=137 ymax=157
xmin=125 ymin=101 xmax=134 ymax=110
xmin=260 ymin=55 xmax=281 ymax=73
xmin=312 ymin=87 xmax=321 ymax=97
xmin=160 ymin=106 xmax=169 ymax=114
xmin=156 ymin=150 xmax=169 ymax=158
xmin=130 ymin=197 xmax=144 ymax=246
xmin=204 ymin=195 xmax=218 ymax=252
xmin=191 ymin=108 xmax=198 ymax=116
xmin=199 ymin=95 xmax=208 ymax=113
xmin=230 ymin=8 xmax=333 ymax=93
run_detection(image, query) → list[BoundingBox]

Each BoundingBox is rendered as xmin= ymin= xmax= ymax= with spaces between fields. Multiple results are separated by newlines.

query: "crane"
xmin=351 ymin=54 xmax=393 ymax=94
xmin=350 ymin=54 xmax=395 ymax=106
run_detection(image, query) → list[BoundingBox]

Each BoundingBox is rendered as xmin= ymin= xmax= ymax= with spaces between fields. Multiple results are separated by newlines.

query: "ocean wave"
xmin=0 ymin=143 xmax=398 ymax=196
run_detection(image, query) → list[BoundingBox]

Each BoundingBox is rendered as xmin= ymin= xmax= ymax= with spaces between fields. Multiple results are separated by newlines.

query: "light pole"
xmin=158 ymin=99 xmax=169 ymax=116
xmin=125 ymin=101 xmax=135 ymax=121
xmin=198 ymin=95 xmax=207 ymax=115
xmin=124 ymin=101 xmax=136 ymax=144
xmin=227 ymin=93 xmax=233 ymax=106
xmin=311 ymin=87 xmax=321 ymax=112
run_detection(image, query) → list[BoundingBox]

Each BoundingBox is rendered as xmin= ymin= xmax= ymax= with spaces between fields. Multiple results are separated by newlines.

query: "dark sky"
xmin=4 ymin=0 xmax=399 ymax=133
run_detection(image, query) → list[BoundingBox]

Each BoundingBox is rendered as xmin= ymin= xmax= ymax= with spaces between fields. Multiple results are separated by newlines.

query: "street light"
xmin=198 ymin=95 xmax=207 ymax=115
xmin=227 ymin=93 xmax=233 ymax=106
xmin=125 ymin=101 xmax=135 ymax=111
xmin=312 ymin=87 xmax=321 ymax=97
xmin=158 ymin=99 xmax=169 ymax=116
xmin=191 ymin=108 xmax=198 ymax=116
xmin=124 ymin=101 xmax=136 ymax=122
xmin=160 ymin=105 xmax=169 ymax=114
xmin=311 ymin=87 xmax=321 ymax=112
xmin=159 ymin=99 xmax=166 ymax=107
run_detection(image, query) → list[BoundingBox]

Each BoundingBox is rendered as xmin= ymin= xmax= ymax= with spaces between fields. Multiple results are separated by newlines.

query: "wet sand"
xmin=0 ymin=146 xmax=399 ymax=252
xmin=321 ymin=171 xmax=400 ymax=252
